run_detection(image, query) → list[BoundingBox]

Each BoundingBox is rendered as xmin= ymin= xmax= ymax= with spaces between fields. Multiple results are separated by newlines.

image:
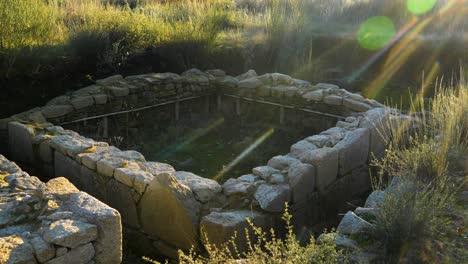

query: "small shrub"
xmin=178 ymin=205 xmax=343 ymax=264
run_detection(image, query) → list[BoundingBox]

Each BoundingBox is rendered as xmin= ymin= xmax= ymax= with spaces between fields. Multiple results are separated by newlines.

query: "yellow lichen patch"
xmin=0 ymin=173 xmax=8 ymax=188
xmin=46 ymin=199 xmax=60 ymax=210
xmin=80 ymin=146 xmax=97 ymax=154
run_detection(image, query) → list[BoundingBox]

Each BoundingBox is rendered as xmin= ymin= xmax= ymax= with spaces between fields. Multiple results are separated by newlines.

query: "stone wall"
xmin=0 ymin=68 xmax=405 ymax=259
xmin=0 ymin=155 xmax=122 ymax=264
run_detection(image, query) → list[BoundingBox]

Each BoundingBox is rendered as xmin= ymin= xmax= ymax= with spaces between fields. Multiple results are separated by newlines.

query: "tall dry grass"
xmin=370 ymin=73 xmax=467 ymax=262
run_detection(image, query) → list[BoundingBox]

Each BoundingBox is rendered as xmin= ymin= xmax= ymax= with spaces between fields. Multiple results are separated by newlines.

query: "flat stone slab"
xmin=43 ymin=219 xmax=98 ymax=248
xmin=175 ymin=171 xmax=222 ymax=203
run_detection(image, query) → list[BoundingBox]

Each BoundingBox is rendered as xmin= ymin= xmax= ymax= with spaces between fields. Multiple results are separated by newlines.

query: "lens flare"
xmin=213 ymin=127 xmax=275 ymax=181
xmin=357 ymin=16 xmax=396 ymax=50
xmin=158 ymin=117 xmax=225 ymax=159
xmin=407 ymin=0 xmax=437 ymax=15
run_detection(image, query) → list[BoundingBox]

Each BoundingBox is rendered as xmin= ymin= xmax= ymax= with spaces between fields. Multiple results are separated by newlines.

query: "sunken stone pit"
xmin=0 ymin=69 xmax=409 ymax=262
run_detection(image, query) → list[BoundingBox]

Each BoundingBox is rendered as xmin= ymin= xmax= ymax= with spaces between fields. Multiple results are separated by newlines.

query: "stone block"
xmin=359 ymin=108 xmax=391 ymax=158
xmin=290 ymin=140 xmax=318 ymax=159
xmin=46 ymin=177 xmax=80 ymax=201
xmin=252 ymin=166 xmax=279 ymax=181
xmin=306 ymin=135 xmax=332 ymax=148
xmin=288 ymin=162 xmax=315 ymax=203
xmin=138 ymin=172 xmax=201 ymax=251
xmin=71 ymin=96 xmax=94 ymax=110
xmin=175 ymin=171 xmax=222 ymax=203
xmin=45 ymin=243 xmax=95 ymax=264
xmin=49 ymin=135 xmax=94 ymax=157
xmin=238 ymin=77 xmax=263 ymax=90
xmin=337 ymin=211 xmax=374 ymax=235
xmin=236 ymin=69 xmax=257 ymax=81
xmin=8 ymin=121 xmax=35 ymax=164
xmin=334 ymin=128 xmax=370 ymax=175
xmin=364 ymin=190 xmax=385 ymax=208
xmin=343 ymin=98 xmax=373 ymax=112
xmin=300 ymin=147 xmax=339 ymax=191
xmin=303 ymin=89 xmax=324 ymax=102
xmin=323 ymin=95 xmax=343 ymax=105
xmin=271 ymin=73 xmax=293 ymax=85
xmin=66 ymin=192 xmax=122 ymax=263
xmin=41 ymin=105 xmax=75 ymax=119
xmin=43 ymin=219 xmax=98 ymax=248
xmin=93 ymin=94 xmax=108 ymax=105
xmin=38 ymin=140 xmax=54 ymax=163
xmin=54 ymin=152 xmax=83 ymax=189
xmin=96 ymin=157 xmax=127 ymax=177
xmin=222 ymin=178 xmax=255 ymax=196
xmin=254 ymin=184 xmax=290 ymax=213
xmin=107 ymin=179 xmax=140 ymax=228
xmin=200 ymin=210 xmax=268 ymax=251
xmin=316 ymin=83 xmax=339 ymax=90
xmin=267 ymin=155 xmax=300 ymax=171
xmin=106 ymin=86 xmax=129 ymax=97
xmin=30 ymin=236 xmax=55 ymax=263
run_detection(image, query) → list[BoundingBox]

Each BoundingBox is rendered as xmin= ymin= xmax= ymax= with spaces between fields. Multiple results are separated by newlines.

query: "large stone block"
xmin=107 ymin=179 xmax=140 ymax=228
xmin=359 ymin=108 xmax=391 ymax=158
xmin=49 ymin=135 xmax=94 ymax=157
xmin=288 ymin=162 xmax=315 ymax=203
xmin=334 ymin=128 xmax=370 ymax=175
xmin=66 ymin=192 xmax=122 ymax=263
xmin=8 ymin=121 xmax=35 ymax=164
xmin=54 ymin=152 xmax=83 ymax=190
xmin=300 ymin=148 xmax=339 ymax=191
xmin=200 ymin=210 xmax=269 ymax=252
xmin=138 ymin=171 xmax=201 ymax=251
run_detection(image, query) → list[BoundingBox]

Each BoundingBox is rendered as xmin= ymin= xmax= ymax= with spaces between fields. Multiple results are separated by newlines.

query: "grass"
xmin=369 ymin=75 xmax=467 ymax=262
xmin=0 ymin=0 xmax=465 ymax=80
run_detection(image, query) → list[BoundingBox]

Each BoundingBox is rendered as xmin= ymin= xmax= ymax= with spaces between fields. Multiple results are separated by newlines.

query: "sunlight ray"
xmin=213 ymin=127 xmax=275 ymax=181
xmin=158 ymin=117 xmax=225 ymax=159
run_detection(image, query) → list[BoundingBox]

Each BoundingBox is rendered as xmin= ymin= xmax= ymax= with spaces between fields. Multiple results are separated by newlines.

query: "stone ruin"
xmin=0 ymin=69 xmax=415 ymax=262
xmin=0 ymin=155 xmax=121 ymax=263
